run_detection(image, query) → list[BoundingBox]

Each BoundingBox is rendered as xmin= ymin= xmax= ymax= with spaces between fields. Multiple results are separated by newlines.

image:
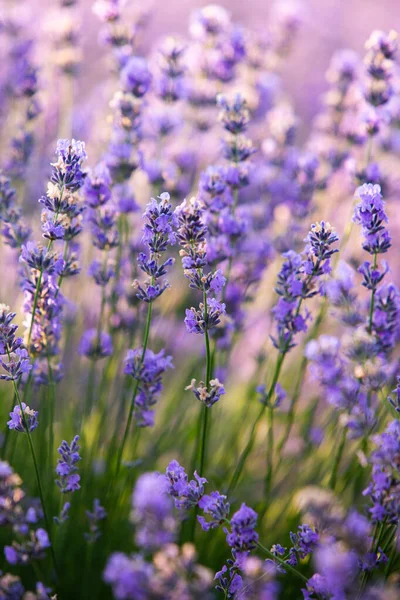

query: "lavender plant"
xmin=0 ymin=4 xmax=399 ymax=599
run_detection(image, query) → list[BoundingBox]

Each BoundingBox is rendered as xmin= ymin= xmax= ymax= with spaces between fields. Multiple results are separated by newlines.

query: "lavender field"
xmin=1 ymin=1 xmax=400 ymax=598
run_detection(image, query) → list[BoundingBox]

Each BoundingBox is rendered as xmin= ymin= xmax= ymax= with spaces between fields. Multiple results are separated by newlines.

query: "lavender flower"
xmin=271 ymin=222 xmax=338 ymax=352
xmin=55 ymin=435 xmax=81 ymax=493
xmin=164 ymin=460 xmax=206 ymax=509
xmin=0 ymin=305 xmax=31 ymax=382
xmin=363 ymin=420 xmax=400 ymax=524
xmin=198 ymin=491 xmax=230 ymax=531
xmin=78 ymin=329 xmax=113 ymax=360
xmin=124 ymin=348 xmax=173 ymax=427
xmin=226 ymin=503 xmax=259 ymax=556
xmin=85 ymin=499 xmax=107 ymax=544
xmin=131 ymin=472 xmax=176 ymax=550
xmin=7 ymin=404 xmax=38 ymax=433
xmin=133 ymin=192 xmax=176 ymax=303
xmin=353 ymin=184 xmax=391 ymax=256
xmin=185 ymin=378 xmax=225 ymax=407
xmin=5 ymin=528 xmax=50 ymax=566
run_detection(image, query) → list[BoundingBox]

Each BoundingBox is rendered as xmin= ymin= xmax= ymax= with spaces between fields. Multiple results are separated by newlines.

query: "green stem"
xmin=199 ymin=292 xmax=212 ymax=477
xmin=47 ymin=357 xmax=56 ymax=488
xmin=368 ymin=252 xmax=378 ymax=334
xmin=329 ymin=427 xmax=347 ymax=490
xmin=227 ymin=351 xmax=285 ymax=495
xmin=256 ymin=542 xmax=308 ymax=583
xmin=115 ymin=300 xmax=153 ymax=477
xmin=10 ymin=374 xmax=59 ymax=582
xmin=265 ymin=404 xmax=274 ymax=498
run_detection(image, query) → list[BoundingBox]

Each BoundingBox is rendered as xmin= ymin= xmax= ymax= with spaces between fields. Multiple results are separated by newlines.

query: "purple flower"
xmin=79 ymin=329 xmax=113 ymax=360
xmin=120 ymin=56 xmax=152 ymax=97
xmin=124 ymin=348 xmax=173 ymax=427
xmin=226 ymin=503 xmax=259 ymax=556
xmin=55 ymin=435 xmax=81 ymax=493
xmin=7 ymin=403 xmax=38 ymax=433
xmin=198 ymin=491 xmax=230 ymax=531
xmin=104 ymin=553 xmax=153 ymax=599
xmin=184 ymin=300 xmax=226 ymax=334
xmin=131 ymin=472 xmax=176 ymax=550
xmin=84 ymin=162 xmax=112 ymax=208
xmin=353 ymin=183 xmax=391 ymax=255
xmin=85 ymin=499 xmax=107 ymax=544
xmin=165 ymin=460 xmax=206 ymax=509
xmin=363 ymin=420 xmax=400 ymax=523
xmin=185 ymin=378 xmax=225 ymax=407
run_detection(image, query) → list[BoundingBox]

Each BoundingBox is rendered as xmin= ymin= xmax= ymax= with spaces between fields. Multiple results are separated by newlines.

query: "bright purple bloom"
xmin=7 ymin=403 xmax=38 ymax=433
xmin=226 ymin=503 xmax=259 ymax=556
xmin=198 ymin=491 xmax=230 ymax=531
xmin=164 ymin=460 xmax=206 ymax=509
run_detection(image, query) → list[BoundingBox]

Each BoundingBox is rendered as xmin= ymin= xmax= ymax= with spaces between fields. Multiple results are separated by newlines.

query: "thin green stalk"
xmin=256 ymin=542 xmax=308 ymax=583
xmin=227 ymin=351 xmax=285 ymax=495
xmin=265 ymin=404 xmax=274 ymax=499
xmin=199 ymin=292 xmax=212 ymax=476
xmin=9 ymin=372 xmax=59 ymax=582
xmin=329 ymin=426 xmax=347 ymax=490
xmin=357 ymin=518 xmax=387 ymax=598
xmin=1 ymin=392 xmax=16 ymax=458
xmin=47 ymin=357 xmax=56 ymax=487
xmin=384 ymin=538 xmax=398 ymax=581
xmin=56 ymin=241 xmax=69 ymax=292
xmin=368 ymin=252 xmax=378 ymax=334
xmin=27 ymin=199 xmax=63 ymax=347
xmin=115 ymin=300 xmax=153 ymax=477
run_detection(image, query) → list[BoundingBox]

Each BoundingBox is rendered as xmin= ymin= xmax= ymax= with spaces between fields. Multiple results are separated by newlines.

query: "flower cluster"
xmin=0 ymin=174 xmax=31 ymax=249
xmin=271 ymin=221 xmax=339 ymax=352
xmin=85 ymin=499 xmax=107 ymax=544
xmin=164 ymin=460 xmax=206 ymax=510
xmin=133 ymin=192 xmax=176 ymax=303
xmin=363 ymin=420 xmax=400 ymax=523
xmin=40 ymin=139 xmax=87 ymax=241
xmin=175 ymin=198 xmax=226 ymax=334
xmin=106 ymin=56 xmax=152 ymax=183
xmin=0 ymin=305 xmax=31 ymax=383
xmin=124 ymin=348 xmax=173 ymax=427
xmin=131 ymin=472 xmax=176 ymax=550
xmin=364 ymin=30 xmax=397 ymax=107
xmin=55 ymin=435 xmax=81 ymax=493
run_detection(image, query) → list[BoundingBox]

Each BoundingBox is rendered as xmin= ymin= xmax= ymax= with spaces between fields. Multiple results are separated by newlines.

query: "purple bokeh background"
xmin=144 ymin=0 xmax=400 ymax=130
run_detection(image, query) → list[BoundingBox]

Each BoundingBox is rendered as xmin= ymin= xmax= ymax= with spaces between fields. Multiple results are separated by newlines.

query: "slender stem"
xmin=227 ymin=351 xmax=285 ymax=495
xmin=256 ymin=542 xmax=308 ymax=583
xmin=357 ymin=517 xmax=387 ymax=598
xmin=384 ymin=538 xmax=398 ymax=581
xmin=27 ymin=268 xmax=45 ymax=346
xmin=329 ymin=427 xmax=347 ymax=490
xmin=199 ymin=292 xmax=212 ymax=477
xmin=368 ymin=252 xmax=378 ymax=334
xmin=56 ymin=241 xmax=69 ymax=292
xmin=10 ymin=374 xmax=59 ymax=582
xmin=47 ymin=357 xmax=56 ymax=486
xmin=1 ymin=391 xmax=16 ymax=458
xmin=265 ymin=404 xmax=274 ymax=498
xmin=115 ymin=300 xmax=153 ymax=477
